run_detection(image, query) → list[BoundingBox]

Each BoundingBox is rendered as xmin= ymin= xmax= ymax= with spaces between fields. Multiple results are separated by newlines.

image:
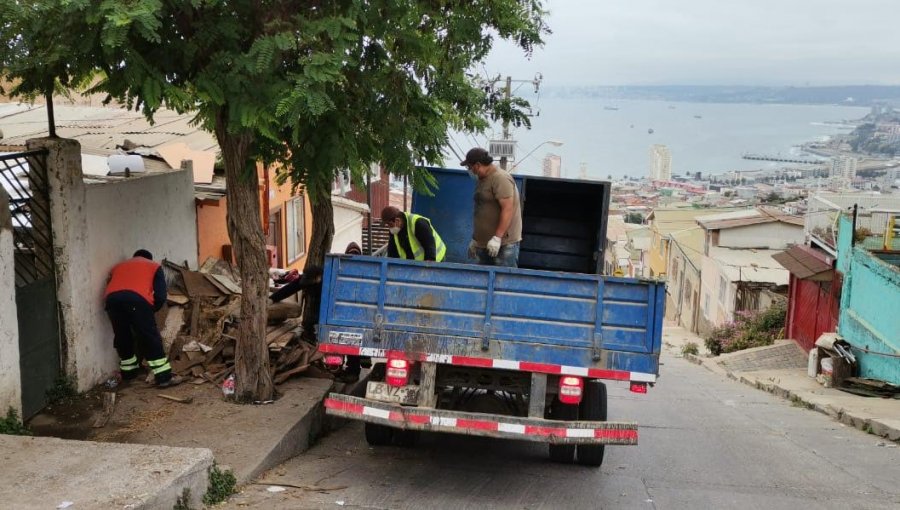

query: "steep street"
xmin=224 ymin=350 xmax=900 ymax=510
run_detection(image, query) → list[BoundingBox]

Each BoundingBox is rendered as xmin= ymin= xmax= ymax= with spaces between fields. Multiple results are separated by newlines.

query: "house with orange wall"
xmin=195 ymin=163 xmax=315 ymax=272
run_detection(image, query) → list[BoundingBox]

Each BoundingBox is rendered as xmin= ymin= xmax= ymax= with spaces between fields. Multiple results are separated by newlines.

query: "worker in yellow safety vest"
xmin=381 ymin=206 xmax=446 ymax=262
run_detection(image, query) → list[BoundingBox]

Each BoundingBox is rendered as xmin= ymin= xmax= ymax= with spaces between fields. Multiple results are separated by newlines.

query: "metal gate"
xmin=0 ymin=149 xmax=61 ymax=419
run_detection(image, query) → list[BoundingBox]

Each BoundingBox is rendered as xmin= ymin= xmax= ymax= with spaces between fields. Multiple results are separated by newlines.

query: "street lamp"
xmin=509 ymin=140 xmax=564 ymax=173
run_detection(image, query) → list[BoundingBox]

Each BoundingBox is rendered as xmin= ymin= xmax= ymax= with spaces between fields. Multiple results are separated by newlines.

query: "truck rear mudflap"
xmin=325 ymin=393 xmax=638 ymax=445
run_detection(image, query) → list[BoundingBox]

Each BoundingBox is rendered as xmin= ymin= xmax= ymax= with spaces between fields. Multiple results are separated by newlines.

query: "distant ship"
xmin=630 ymin=124 xmax=634 ymax=128
xmin=648 ymin=128 xmax=654 ymax=134
xmin=668 ymin=105 xmax=677 ymax=109
xmin=694 ymin=115 xmax=703 ymax=119
xmin=604 ymin=106 xmax=619 ymax=111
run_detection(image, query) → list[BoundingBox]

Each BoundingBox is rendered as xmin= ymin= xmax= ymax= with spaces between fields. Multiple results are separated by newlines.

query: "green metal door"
xmin=0 ymin=149 xmax=62 ymax=419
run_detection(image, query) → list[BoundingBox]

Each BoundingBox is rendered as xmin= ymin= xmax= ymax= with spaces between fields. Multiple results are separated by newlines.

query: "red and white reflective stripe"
xmin=324 ymin=398 xmax=638 ymax=442
xmin=318 ymin=343 xmax=657 ymax=383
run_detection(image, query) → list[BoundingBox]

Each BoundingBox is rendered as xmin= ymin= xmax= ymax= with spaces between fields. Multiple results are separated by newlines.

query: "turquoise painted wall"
xmin=837 ymin=216 xmax=900 ymax=385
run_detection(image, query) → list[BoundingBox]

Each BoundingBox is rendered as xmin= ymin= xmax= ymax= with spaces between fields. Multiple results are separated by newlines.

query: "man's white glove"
xmin=467 ymin=239 xmax=478 ymax=259
xmin=486 ymin=236 xmax=502 ymax=257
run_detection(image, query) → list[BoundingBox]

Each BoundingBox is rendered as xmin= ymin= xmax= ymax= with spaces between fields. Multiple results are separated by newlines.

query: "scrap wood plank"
xmin=157 ymin=394 xmax=193 ymax=404
xmin=204 ymin=273 xmax=233 ymax=295
xmin=210 ymin=273 xmax=242 ymax=294
xmin=92 ymin=392 xmax=117 ymax=428
xmin=180 ymin=267 xmax=223 ymax=298
xmin=202 ymin=339 xmax=228 ymax=367
xmin=268 ymin=332 xmax=295 ymax=351
xmin=274 ymin=364 xmax=310 ymax=384
xmin=267 ymin=302 xmax=303 ymax=323
xmin=167 ymin=294 xmax=190 ymax=306
xmin=275 ymin=343 xmax=309 ymax=369
xmin=171 ymin=355 xmax=205 ymax=374
xmin=266 ymin=321 xmax=299 ymax=344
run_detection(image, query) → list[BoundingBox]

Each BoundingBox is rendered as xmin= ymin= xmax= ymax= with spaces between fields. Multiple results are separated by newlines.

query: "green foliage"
xmin=203 ymin=463 xmax=236 ymax=506
xmin=705 ymin=302 xmax=787 ymax=355
xmin=46 ymin=374 xmax=78 ymax=405
xmin=0 ymin=407 xmax=31 ymax=436
xmin=681 ymin=342 xmax=699 ymax=357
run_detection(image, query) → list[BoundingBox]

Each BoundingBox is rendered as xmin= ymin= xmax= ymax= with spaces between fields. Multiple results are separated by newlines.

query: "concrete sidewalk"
xmin=101 ymin=377 xmax=335 ymax=485
xmin=663 ymin=323 xmax=900 ymax=442
xmin=12 ymin=376 xmax=334 ymax=508
xmin=0 ymin=435 xmax=213 ymax=510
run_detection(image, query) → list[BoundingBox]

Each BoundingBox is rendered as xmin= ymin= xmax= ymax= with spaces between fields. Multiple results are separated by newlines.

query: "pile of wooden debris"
xmin=154 ymin=257 xmax=331 ymax=386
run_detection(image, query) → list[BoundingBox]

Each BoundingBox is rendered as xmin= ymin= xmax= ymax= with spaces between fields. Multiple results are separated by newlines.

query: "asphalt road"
xmin=224 ymin=351 xmax=900 ymax=510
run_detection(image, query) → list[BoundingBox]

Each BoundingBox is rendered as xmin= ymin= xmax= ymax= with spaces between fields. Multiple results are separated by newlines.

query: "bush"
xmin=0 ymin=407 xmax=31 ymax=436
xmin=705 ymin=302 xmax=786 ymax=355
xmin=681 ymin=342 xmax=699 ymax=356
xmin=203 ymin=463 xmax=236 ymax=506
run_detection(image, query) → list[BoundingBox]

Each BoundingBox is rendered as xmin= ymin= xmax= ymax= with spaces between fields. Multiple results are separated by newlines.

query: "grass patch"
xmin=0 ymin=407 xmax=31 ymax=436
xmin=681 ymin=342 xmax=699 ymax=356
xmin=203 ymin=463 xmax=236 ymax=506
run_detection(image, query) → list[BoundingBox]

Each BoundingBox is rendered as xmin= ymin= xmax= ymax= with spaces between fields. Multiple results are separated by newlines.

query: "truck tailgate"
xmin=318 ymin=255 xmax=663 ymax=379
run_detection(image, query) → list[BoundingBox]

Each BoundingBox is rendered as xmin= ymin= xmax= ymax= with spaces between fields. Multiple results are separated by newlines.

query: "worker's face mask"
xmin=465 ymin=163 xmax=478 ymax=180
xmin=389 ymin=226 xmax=401 ymax=235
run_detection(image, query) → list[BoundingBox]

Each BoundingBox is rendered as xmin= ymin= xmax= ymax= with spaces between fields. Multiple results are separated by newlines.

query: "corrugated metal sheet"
xmin=773 ymin=245 xmax=833 ymax=280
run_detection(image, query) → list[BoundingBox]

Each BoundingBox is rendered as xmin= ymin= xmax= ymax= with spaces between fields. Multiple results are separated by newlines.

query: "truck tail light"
xmin=630 ymin=382 xmax=648 ymax=394
xmin=558 ymin=376 xmax=583 ymax=405
xmin=324 ymin=355 xmax=344 ymax=368
xmin=386 ymin=358 xmax=410 ymax=387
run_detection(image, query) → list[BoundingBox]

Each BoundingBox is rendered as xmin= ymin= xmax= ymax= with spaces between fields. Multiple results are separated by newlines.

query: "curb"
xmin=685 ymin=353 xmax=900 ymax=443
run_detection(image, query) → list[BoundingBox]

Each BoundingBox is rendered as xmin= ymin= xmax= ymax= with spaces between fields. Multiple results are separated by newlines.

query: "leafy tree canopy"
xmin=2 ymin=0 xmax=549 ymax=198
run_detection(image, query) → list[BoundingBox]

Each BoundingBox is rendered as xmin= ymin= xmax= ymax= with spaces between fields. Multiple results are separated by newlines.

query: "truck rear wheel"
xmin=548 ymin=399 xmax=577 ymax=464
xmin=364 ymin=423 xmax=394 ymax=446
xmin=576 ymin=380 xmax=607 ymax=467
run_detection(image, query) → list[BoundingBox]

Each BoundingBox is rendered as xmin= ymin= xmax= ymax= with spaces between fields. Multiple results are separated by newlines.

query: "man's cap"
xmin=460 ymin=147 xmax=492 ymax=167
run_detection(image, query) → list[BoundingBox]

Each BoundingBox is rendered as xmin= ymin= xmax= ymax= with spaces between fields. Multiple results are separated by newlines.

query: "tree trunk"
xmin=215 ymin=116 xmax=274 ymax=402
xmin=301 ymin=193 xmax=335 ymax=340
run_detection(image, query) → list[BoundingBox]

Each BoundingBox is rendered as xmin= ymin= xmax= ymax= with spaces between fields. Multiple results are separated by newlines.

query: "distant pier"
xmin=741 ymin=153 xmax=821 ymax=164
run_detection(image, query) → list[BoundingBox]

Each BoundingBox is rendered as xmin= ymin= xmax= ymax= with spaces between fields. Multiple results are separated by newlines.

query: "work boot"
xmin=157 ymin=375 xmax=184 ymax=389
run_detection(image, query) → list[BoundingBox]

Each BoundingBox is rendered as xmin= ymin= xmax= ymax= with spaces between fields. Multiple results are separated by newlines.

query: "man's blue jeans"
xmin=476 ymin=242 xmax=520 ymax=268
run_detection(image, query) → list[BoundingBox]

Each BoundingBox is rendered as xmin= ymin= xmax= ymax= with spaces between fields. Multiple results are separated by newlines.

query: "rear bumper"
xmin=325 ymin=393 xmax=638 ymax=445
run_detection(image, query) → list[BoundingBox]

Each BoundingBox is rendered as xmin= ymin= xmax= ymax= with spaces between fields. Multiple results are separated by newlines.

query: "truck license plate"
xmin=366 ymin=381 xmax=419 ymax=405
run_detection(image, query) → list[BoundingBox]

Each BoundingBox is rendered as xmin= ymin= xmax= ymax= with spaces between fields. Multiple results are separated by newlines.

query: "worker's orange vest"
xmin=104 ymin=257 xmax=160 ymax=306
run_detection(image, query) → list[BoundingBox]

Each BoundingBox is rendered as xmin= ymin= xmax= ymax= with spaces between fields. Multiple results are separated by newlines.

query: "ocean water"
xmin=453 ymin=98 xmax=870 ymax=179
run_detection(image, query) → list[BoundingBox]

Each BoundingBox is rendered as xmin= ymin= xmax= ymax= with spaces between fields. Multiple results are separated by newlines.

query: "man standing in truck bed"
xmin=460 ymin=147 xmax=523 ymax=267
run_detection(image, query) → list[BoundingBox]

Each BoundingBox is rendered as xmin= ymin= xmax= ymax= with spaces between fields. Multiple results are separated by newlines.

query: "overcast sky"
xmin=484 ymin=0 xmax=900 ymax=86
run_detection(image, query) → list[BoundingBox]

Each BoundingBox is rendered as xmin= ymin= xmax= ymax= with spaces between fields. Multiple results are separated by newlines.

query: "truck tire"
xmin=576 ymin=380 xmax=607 ymax=467
xmin=548 ymin=399 xmax=577 ymax=464
xmin=364 ymin=423 xmax=394 ymax=446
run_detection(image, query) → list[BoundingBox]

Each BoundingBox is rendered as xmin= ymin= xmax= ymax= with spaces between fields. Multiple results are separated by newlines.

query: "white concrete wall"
xmin=718 ymin=223 xmax=803 ymax=250
xmin=80 ymin=170 xmax=199 ymax=387
xmin=700 ymin=255 xmax=729 ymax=331
xmin=330 ymin=195 xmax=367 ymax=253
xmin=0 ymin=187 xmax=22 ymax=414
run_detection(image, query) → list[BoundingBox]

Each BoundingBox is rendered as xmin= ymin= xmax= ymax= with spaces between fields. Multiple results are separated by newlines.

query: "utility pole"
xmin=500 ymin=76 xmax=512 ymax=170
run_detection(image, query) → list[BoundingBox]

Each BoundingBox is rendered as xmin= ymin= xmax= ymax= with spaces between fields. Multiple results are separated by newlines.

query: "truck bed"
xmin=318 ymin=255 xmax=663 ymax=381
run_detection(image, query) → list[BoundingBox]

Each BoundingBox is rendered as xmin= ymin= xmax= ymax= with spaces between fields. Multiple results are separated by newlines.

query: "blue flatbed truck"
xmin=319 ymin=168 xmax=664 ymax=465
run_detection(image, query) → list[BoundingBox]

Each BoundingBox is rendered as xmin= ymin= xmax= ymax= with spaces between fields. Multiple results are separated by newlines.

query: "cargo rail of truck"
xmin=318 ymin=168 xmax=664 ymax=465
